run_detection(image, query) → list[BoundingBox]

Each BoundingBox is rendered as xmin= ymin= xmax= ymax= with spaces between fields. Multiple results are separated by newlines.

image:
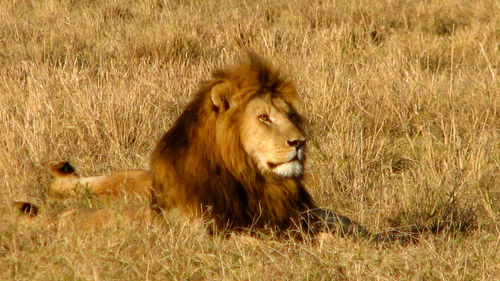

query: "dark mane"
xmin=150 ymin=54 xmax=316 ymax=232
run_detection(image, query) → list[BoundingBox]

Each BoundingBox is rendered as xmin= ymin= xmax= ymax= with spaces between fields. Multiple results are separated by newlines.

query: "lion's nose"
xmin=287 ymin=139 xmax=305 ymax=149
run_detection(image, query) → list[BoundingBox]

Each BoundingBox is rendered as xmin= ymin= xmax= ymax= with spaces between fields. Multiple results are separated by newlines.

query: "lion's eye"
xmin=258 ymin=114 xmax=271 ymax=124
xmin=288 ymin=112 xmax=299 ymax=122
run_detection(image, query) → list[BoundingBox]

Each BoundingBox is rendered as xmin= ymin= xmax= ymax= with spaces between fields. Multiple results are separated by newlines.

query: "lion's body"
xmin=150 ymin=53 xmax=318 ymax=232
xmin=49 ymin=162 xmax=153 ymax=199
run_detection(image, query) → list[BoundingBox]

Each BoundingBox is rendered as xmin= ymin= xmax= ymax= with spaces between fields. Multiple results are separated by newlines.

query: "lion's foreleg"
xmin=304 ymin=208 xmax=398 ymax=243
xmin=303 ymin=208 xmax=372 ymax=238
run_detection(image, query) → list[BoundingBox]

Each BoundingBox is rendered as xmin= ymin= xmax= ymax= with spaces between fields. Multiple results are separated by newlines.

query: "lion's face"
xmin=239 ymin=95 xmax=306 ymax=178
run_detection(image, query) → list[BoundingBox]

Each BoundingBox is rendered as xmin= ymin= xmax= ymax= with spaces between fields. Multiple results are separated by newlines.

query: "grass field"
xmin=1 ymin=0 xmax=499 ymax=280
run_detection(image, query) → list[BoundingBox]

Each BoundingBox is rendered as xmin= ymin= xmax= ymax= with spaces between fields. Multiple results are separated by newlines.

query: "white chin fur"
xmin=272 ymin=161 xmax=303 ymax=178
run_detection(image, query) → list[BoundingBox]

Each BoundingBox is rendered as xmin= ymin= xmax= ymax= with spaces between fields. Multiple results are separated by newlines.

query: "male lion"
xmin=49 ymin=161 xmax=152 ymax=199
xmin=150 ymin=52 xmax=369 ymax=237
xmin=13 ymin=53 xmax=375 ymax=239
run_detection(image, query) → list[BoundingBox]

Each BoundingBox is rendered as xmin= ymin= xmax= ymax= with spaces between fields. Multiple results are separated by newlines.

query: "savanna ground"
xmin=0 ymin=0 xmax=499 ymax=280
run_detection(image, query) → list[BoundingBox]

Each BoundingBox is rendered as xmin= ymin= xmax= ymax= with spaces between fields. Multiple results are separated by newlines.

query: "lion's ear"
xmin=211 ymin=81 xmax=235 ymax=112
xmin=13 ymin=201 xmax=39 ymax=217
xmin=49 ymin=162 xmax=77 ymax=177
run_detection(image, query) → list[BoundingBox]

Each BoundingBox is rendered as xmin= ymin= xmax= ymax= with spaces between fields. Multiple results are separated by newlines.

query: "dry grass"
xmin=1 ymin=0 xmax=499 ymax=280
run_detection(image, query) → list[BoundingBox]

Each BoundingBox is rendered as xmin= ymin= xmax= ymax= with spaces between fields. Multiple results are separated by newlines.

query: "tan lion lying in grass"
xmin=13 ymin=54 xmax=381 ymax=240
xmin=12 ymin=162 xmax=154 ymax=231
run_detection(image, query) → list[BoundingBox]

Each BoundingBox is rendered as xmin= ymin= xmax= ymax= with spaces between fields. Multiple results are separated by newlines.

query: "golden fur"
xmin=150 ymin=52 xmax=360 ymax=235
xmin=49 ymin=162 xmax=153 ymax=199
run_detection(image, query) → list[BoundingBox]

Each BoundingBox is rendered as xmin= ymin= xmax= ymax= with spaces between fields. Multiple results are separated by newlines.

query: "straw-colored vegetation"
xmin=1 ymin=0 xmax=499 ymax=280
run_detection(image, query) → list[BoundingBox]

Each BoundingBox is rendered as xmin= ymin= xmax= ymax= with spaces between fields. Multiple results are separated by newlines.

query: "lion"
xmin=12 ymin=53 xmax=376 ymax=240
xmin=49 ymin=161 xmax=153 ymax=199
xmin=10 ymin=162 xmax=154 ymax=232
xmin=9 ymin=162 xmax=153 ymax=231
xmin=150 ymin=52 xmax=370 ymax=237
